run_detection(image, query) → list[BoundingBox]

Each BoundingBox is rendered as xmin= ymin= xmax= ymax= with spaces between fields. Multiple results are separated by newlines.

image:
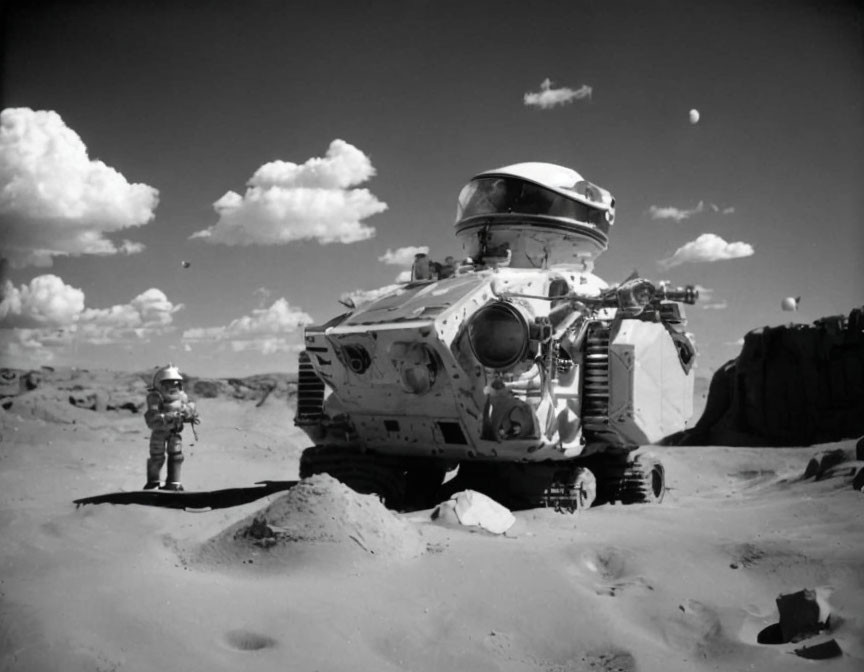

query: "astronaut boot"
xmin=144 ymin=456 xmax=164 ymax=489
xmin=162 ymin=452 xmax=185 ymax=491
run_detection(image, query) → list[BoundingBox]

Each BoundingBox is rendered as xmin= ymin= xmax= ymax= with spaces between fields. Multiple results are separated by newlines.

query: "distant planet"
xmin=781 ymin=296 xmax=801 ymax=312
xmin=689 ymin=109 xmax=700 ymax=124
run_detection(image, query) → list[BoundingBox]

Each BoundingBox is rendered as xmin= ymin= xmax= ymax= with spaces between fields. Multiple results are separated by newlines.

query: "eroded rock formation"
xmin=683 ymin=306 xmax=864 ymax=446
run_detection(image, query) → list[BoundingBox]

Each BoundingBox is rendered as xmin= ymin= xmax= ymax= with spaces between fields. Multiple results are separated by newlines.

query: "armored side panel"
xmin=599 ymin=319 xmax=694 ymax=445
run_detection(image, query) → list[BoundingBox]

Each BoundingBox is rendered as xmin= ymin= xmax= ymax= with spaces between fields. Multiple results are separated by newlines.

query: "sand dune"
xmin=1 ymin=373 xmax=862 ymax=671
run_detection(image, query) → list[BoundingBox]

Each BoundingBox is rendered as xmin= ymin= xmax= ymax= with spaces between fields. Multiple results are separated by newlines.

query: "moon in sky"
xmin=689 ymin=109 xmax=700 ymax=124
xmin=781 ymin=296 xmax=800 ymax=312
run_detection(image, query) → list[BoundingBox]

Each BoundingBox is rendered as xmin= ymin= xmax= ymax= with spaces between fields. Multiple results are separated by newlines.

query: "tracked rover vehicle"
xmin=295 ymin=163 xmax=698 ymax=511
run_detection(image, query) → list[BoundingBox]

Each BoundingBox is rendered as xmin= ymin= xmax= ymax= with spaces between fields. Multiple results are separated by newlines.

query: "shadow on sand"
xmin=73 ymin=480 xmax=298 ymax=511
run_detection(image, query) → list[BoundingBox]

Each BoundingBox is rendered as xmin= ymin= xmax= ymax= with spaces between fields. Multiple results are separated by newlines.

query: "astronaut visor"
xmin=456 ymin=177 xmax=611 ymax=234
xmin=160 ymin=380 xmax=182 ymax=389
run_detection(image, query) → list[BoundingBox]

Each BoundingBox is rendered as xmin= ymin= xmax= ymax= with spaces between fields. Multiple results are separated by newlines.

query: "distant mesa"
xmin=0 ymin=367 xmax=297 ymax=415
xmin=676 ymin=305 xmax=864 ymax=446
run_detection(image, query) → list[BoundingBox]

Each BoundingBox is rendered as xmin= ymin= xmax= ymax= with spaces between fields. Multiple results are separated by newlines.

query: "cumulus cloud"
xmin=524 ymin=78 xmax=592 ymax=110
xmin=648 ymin=201 xmax=735 ymax=222
xmin=0 ymin=329 xmax=57 ymax=367
xmin=659 ymin=233 xmax=754 ymax=270
xmin=701 ymin=300 xmax=729 ymax=310
xmin=0 ymin=274 xmax=85 ymax=327
xmin=78 ymin=288 xmax=182 ymax=343
xmin=378 ymin=246 xmax=429 ymax=266
xmin=1 ymin=274 xmax=182 ymax=352
xmin=0 ymin=107 xmax=159 ymax=268
xmin=190 ymin=140 xmax=387 ymax=246
xmin=182 ymin=298 xmax=313 ymax=354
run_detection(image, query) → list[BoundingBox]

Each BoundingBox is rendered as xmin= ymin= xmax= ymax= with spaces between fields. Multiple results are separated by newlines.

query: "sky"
xmin=1 ymin=0 xmax=862 ymax=377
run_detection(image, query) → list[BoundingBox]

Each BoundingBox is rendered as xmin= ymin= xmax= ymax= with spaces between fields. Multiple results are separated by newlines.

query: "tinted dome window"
xmin=456 ymin=177 xmax=610 ymax=234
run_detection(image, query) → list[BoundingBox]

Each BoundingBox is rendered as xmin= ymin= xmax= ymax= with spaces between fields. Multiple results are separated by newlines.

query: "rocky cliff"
xmin=682 ymin=306 xmax=864 ymax=446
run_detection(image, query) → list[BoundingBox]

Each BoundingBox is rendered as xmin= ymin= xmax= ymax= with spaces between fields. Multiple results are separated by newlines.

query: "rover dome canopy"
xmin=455 ymin=162 xmax=614 ymax=236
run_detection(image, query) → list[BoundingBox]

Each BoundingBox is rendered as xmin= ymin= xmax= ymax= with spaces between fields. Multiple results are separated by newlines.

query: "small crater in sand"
xmin=577 ymin=547 xmax=653 ymax=596
xmin=728 ymin=469 xmax=777 ymax=485
xmin=582 ymin=547 xmax=630 ymax=582
xmin=224 ymin=629 xmax=278 ymax=651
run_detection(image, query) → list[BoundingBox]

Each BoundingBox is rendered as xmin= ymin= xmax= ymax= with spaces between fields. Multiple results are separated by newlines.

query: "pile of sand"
xmin=193 ymin=473 xmax=426 ymax=570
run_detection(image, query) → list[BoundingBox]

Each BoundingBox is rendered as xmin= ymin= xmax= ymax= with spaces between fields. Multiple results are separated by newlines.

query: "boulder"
xmin=432 ymin=490 xmax=515 ymax=534
xmin=68 ymin=389 xmax=109 ymax=412
xmin=776 ymin=588 xmax=831 ymax=644
xmin=793 ymin=638 xmax=843 ymax=660
xmin=803 ymin=448 xmax=849 ymax=480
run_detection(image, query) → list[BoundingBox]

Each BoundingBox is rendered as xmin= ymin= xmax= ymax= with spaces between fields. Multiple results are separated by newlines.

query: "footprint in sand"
xmin=483 ymin=630 xmax=636 ymax=672
xmin=223 ymin=629 xmax=279 ymax=651
xmin=580 ymin=548 xmax=654 ymax=597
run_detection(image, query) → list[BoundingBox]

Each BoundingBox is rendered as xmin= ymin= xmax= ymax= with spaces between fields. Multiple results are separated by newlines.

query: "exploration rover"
xmin=295 ymin=163 xmax=698 ymax=511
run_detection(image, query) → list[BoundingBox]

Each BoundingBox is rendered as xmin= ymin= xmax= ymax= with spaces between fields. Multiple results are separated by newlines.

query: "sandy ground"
xmin=1 ymin=388 xmax=863 ymax=672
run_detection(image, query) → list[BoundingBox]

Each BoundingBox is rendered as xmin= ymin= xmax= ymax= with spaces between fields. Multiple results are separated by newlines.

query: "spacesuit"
xmin=144 ymin=365 xmax=199 ymax=490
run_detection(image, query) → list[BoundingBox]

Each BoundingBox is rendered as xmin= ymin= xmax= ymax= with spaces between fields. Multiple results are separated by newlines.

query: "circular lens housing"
xmin=397 ymin=344 xmax=438 ymax=394
xmin=467 ymin=302 xmax=529 ymax=370
xmin=342 ymin=344 xmax=371 ymax=374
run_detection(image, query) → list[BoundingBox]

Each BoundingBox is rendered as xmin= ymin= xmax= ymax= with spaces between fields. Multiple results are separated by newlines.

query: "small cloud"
xmin=648 ymin=201 xmax=735 ymax=222
xmin=725 ymin=337 xmax=745 ymax=347
xmin=395 ymin=270 xmax=412 ymax=283
xmin=701 ymin=301 xmax=729 ymax=310
xmin=658 ymin=233 xmax=754 ymax=270
xmin=339 ymin=284 xmax=404 ymax=308
xmin=229 ymin=338 xmax=305 ymax=356
xmin=0 ymin=107 xmax=159 ymax=268
xmin=378 ymin=246 xmax=429 ymax=266
xmin=648 ymin=201 xmax=705 ymax=222
xmin=524 ymin=78 xmax=592 ymax=110
xmin=182 ymin=298 xmax=313 ymax=354
xmin=118 ymin=240 xmax=145 ymax=255
xmin=190 ymin=140 xmax=387 ymax=246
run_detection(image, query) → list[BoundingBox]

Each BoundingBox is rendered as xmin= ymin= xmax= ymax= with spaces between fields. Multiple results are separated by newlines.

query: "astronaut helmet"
xmin=153 ymin=364 xmax=184 ymax=401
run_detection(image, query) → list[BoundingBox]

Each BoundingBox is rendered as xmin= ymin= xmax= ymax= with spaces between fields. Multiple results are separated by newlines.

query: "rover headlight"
xmin=467 ymin=302 xmax=530 ymax=370
xmin=392 ymin=342 xmax=439 ymax=395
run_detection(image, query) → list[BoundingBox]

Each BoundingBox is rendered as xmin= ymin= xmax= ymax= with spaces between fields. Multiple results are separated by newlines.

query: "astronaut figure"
xmin=144 ymin=365 xmax=199 ymax=490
